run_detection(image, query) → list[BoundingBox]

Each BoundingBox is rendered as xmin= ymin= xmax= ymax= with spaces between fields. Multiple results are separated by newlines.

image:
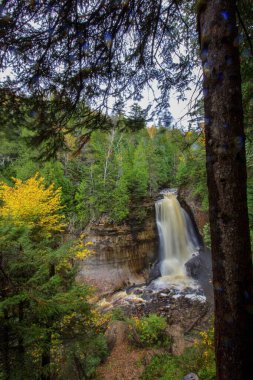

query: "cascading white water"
xmin=155 ymin=192 xmax=199 ymax=277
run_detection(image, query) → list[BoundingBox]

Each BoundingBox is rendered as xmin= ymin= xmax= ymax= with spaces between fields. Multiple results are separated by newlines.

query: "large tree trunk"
xmin=198 ymin=1 xmax=253 ymax=379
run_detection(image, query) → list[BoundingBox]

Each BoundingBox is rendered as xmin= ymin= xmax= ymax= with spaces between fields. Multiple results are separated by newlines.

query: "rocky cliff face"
xmin=177 ymin=187 xmax=213 ymax=303
xmin=77 ymin=201 xmax=158 ymax=293
xmin=178 ymin=187 xmax=209 ymax=236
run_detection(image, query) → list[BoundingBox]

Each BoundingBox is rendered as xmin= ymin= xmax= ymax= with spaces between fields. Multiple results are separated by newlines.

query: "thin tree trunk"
xmin=18 ymin=302 xmax=25 ymax=371
xmin=3 ymin=310 xmax=10 ymax=380
xmin=198 ymin=1 xmax=253 ymax=379
xmin=41 ymin=348 xmax=51 ymax=380
xmin=41 ymin=263 xmax=55 ymax=380
xmin=1 ymin=254 xmax=11 ymax=380
xmin=103 ymin=128 xmax=115 ymax=185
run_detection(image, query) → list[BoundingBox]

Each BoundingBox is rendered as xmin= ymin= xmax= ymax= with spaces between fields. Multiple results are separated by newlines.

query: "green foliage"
xmin=198 ymin=365 xmax=216 ymax=380
xmin=203 ymin=222 xmax=211 ymax=248
xmin=111 ymin=307 xmax=127 ymax=322
xmin=175 ymin=131 xmax=208 ymax=211
xmin=0 ymin=179 xmax=103 ymax=379
xmin=141 ymin=326 xmax=215 ymax=380
xmin=129 ymin=314 xmax=169 ymax=348
xmin=183 ymin=327 xmax=215 ymax=380
xmin=56 ymin=333 xmax=108 ymax=380
xmin=0 ymin=113 xmax=179 ymax=227
xmin=0 ymin=223 xmax=93 ymax=379
xmin=74 ymin=126 xmax=176 ymax=225
xmin=140 ymin=354 xmax=184 ymax=380
xmin=111 ymin=177 xmax=130 ymax=223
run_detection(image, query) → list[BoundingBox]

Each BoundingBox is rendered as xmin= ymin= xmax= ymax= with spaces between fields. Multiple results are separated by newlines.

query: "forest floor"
xmin=98 ymin=322 xmax=163 ymax=380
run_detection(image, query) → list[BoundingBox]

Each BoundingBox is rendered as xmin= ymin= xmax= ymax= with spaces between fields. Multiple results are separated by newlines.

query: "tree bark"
xmin=18 ymin=302 xmax=25 ymax=370
xmin=41 ymin=349 xmax=51 ymax=380
xmin=198 ymin=1 xmax=253 ymax=379
xmin=2 ymin=311 xmax=10 ymax=380
xmin=41 ymin=330 xmax=51 ymax=380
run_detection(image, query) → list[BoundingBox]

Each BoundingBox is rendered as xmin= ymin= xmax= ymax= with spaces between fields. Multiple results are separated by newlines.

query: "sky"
xmin=129 ymin=63 xmax=202 ymax=130
xmin=136 ymin=84 xmax=200 ymax=130
xmin=1 ymin=66 xmax=200 ymax=130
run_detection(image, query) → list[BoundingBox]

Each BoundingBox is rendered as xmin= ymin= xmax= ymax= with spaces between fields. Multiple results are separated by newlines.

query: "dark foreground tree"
xmin=1 ymin=1 xmax=253 ymax=379
xmin=198 ymin=1 xmax=253 ymax=379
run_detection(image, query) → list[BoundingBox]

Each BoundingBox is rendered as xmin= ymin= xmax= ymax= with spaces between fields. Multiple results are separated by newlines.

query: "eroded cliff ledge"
xmin=77 ymin=200 xmax=158 ymax=293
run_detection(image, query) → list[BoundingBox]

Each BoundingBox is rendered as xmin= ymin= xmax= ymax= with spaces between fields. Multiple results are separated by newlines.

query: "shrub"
xmin=129 ymin=314 xmax=170 ymax=348
xmin=141 ymin=326 xmax=215 ymax=380
xmin=111 ymin=307 xmax=127 ymax=321
xmin=57 ymin=333 xmax=108 ymax=380
xmin=203 ymin=222 xmax=211 ymax=248
xmin=195 ymin=327 xmax=215 ymax=380
xmin=140 ymin=354 xmax=184 ymax=380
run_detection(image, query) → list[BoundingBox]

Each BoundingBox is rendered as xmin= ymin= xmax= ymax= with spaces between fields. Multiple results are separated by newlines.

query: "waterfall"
xmin=155 ymin=192 xmax=199 ymax=277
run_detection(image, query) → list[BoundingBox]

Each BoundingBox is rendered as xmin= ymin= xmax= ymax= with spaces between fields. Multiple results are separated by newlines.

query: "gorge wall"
xmin=77 ymin=200 xmax=158 ymax=293
xmin=77 ymin=190 xmax=208 ymax=294
xmin=178 ymin=186 xmax=209 ymax=236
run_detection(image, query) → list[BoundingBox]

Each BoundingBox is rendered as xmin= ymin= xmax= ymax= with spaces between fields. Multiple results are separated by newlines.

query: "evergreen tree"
xmin=0 ymin=175 xmax=105 ymax=379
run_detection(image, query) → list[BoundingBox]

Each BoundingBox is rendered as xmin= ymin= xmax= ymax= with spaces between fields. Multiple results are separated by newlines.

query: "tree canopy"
xmin=0 ymin=0 xmax=197 ymax=151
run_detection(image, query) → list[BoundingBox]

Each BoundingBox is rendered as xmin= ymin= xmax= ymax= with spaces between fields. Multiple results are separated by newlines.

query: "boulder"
xmin=148 ymin=260 xmax=161 ymax=283
xmin=105 ymin=320 xmax=129 ymax=351
xmin=185 ymin=255 xmax=201 ymax=279
xmin=185 ymin=247 xmax=213 ymax=304
xmin=183 ymin=373 xmax=199 ymax=380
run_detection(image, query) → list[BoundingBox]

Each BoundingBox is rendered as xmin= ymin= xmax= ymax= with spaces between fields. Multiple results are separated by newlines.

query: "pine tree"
xmin=0 ymin=175 xmax=103 ymax=379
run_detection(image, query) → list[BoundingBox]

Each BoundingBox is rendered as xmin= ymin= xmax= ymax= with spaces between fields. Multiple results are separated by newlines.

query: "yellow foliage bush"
xmin=188 ymin=326 xmax=215 ymax=379
xmin=0 ymin=173 xmax=65 ymax=236
xmin=72 ymin=233 xmax=94 ymax=260
xmin=56 ymin=237 xmax=94 ymax=272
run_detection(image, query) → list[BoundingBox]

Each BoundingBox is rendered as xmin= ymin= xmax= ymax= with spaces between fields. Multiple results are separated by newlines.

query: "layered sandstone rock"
xmin=77 ymin=202 xmax=158 ymax=293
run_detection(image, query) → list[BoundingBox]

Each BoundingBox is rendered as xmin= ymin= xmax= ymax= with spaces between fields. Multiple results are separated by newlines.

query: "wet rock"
xmin=125 ymin=283 xmax=146 ymax=294
xmin=125 ymin=296 xmax=144 ymax=304
xmin=159 ymin=292 xmax=168 ymax=297
xmin=133 ymin=288 xmax=143 ymax=295
xmin=178 ymin=186 xmax=209 ymax=235
xmin=101 ymin=276 xmax=212 ymax=338
xmin=148 ymin=260 xmax=161 ymax=282
xmin=185 ymin=255 xmax=201 ymax=279
xmin=185 ymin=248 xmax=213 ymax=304
xmin=184 ymin=294 xmax=206 ymax=303
xmin=141 ymin=293 xmax=152 ymax=302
